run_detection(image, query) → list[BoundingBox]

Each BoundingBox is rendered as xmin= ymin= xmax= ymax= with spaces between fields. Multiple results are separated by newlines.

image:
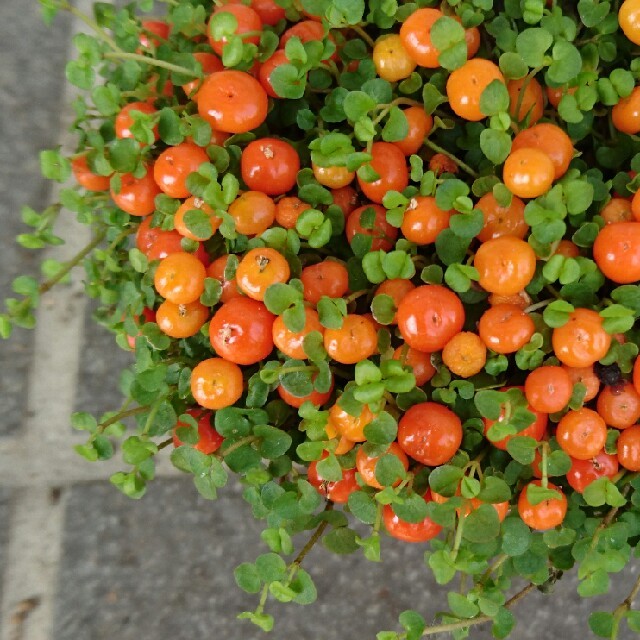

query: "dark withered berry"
xmin=593 ymin=362 xmax=622 ymax=387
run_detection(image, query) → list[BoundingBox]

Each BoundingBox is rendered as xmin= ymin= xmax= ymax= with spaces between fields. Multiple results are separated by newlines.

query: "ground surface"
xmin=0 ymin=2 xmax=638 ymax=640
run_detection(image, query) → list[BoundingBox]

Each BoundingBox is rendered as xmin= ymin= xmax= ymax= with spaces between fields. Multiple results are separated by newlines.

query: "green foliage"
xmin=11 ymin=1 xmax=640 ymax=638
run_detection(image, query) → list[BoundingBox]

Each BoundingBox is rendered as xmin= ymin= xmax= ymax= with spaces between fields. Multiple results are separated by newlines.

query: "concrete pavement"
xmin=0 ymin=2 xmax=638 ymax=639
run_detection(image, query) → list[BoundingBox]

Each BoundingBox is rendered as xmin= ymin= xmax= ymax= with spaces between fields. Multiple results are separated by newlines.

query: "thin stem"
xmin=103 ymin=52 xmax=202 ymax=78
xmin=344 ymin=290 xmax=368 ymax=304
xmin=255 ymin=583 xmax=270 ymax=615
xmin=524 ymin=299 xmax=552 ymax=314
xmin=53 ymin=0 xmax=122 ymax=52
xmin=612 ymin=572 xmax=640 ymax=639
xmin=589 ymin=485 xmax=631 ymax=551
xmin=423 ymin=138 xmax=478 ymax=178
xmin=97 ymin=406 xmax=147 ymax=434
xmin=372 ymin=98 xmax=423 ymax=125
xmin=420 ymin=583 xmax=536 ymax=636
xmin=5 ymin=228 xmax=110 ymax=322
xmin=513 ymin=67 xmax=543 ymax=130
xmin=218 ymin=436 xmax=257 ymax=458
xmin=545 ymin=285 xmax=562 ymax=300
xmin=541 ymin=441 xmax=549 ymax=490
xmin=142 ymin=401 xmax=161 ymax=436
xmin=289 ymin=504 xmax=333 ymax=576
xmin=42 ymin=229 xmax=108 ymax=296
xmin=157 ymin=437 xmax=174 ymax=450
xmin=480 ymin=554 xmax=509 ymax=584
xmin=352 ymin=25 xmax=375 ymax=48
xmin=451 ymin=515 xmax=465 ymax=561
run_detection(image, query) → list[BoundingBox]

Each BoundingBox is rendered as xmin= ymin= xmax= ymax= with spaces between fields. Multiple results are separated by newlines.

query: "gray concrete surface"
xmin=74 ymin=301 xmax=134 ymax=417
xmin=0 ymin=490 xmax=10 ymax=629
xmin=0 ymin=2 xmax=639 ymax=640
xmin=0 ymin=1 xmax=72 ymax=436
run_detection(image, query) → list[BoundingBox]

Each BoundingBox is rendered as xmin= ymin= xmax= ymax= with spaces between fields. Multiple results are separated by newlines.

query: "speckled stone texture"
xmin=0 ymin=490 xmax=11 ymax=627
xmin=52 ymin=479 xmax=439 ymax=640
xmin=52 ymin=479 xmax=639 ymax=640
xmin=0 ymin=2 xmax=71 ymax=436
xmin=73 ymin=301 xmax=135 ymax=418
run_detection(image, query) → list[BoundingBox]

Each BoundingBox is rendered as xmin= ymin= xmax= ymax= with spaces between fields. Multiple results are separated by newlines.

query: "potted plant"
xmin=5 ymin=0 xmax=640 ymax=637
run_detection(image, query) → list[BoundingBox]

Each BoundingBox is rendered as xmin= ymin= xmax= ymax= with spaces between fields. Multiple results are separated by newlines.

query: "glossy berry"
xmin=323 ymin=315 xmax=378 ymax=365
xmin=241 ymin=138 xmax=300 ymax=196
xmin=398 ymin=402 xmax=463 ymax=466
xmin=346 ymin=204 xmax=399 ymax=252
xmin=197 ymin=70 xmax=268 ymax=133
xmin=617 ymin=425 xmax=640 ymax=471
xmin=478 ymin=304 xmax=535 ymax=355
xmin=300 ymin=260 xmax=349 ymax=304
xmin=154 ymin=252 xmax=207 ymax=305
xmin=356 ymin=442 xmax=409 ymax=490
xmin=356 ymin=142 xmax=409 ymax=204
xmin=172 ymin=410 xmax=224 ymax=455
xmin=307 ymin=459 xmax=359 ymax=504
xmin=235 ymin=247 xmax=290 ymax=301
xmin=474 ymin=237 xmax=537 ymax=296
xmin=596 ymin=382 xmax=640 ymax=429
xmin=209 ymin=297 xmax=275 ymax=365
xmin=552 ymin=309 xmax=612 ymax=368
xmin=556 ymin=408 xmax=607 ymax=460
xmin=518 ymin=481 xmax=567 ymax=530
xmin=190 ymin=358 xmax=244 ymax=410
xmin=524 ymin=366 xmax=573 ymax=414
xmin=383 ymin=492 xmax=442 ymax=543
xmin=566 ymin=452 xmax=619 ymax=494
xmin=397 ymin=285 xmax=465 ymax=353
xmin=373 ymin=34 xmax=416 ymax=82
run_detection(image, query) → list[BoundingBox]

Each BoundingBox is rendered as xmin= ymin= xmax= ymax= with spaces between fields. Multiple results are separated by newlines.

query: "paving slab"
xmin=52 ymin=478 xmax=639 ymax=640
xmin=73 ymin=302 xmax=135 ymax=419
xmin=0 ymin=1 xmax=72 ymax=437
xmin=0 ymin=490 xmax=11 ymax=630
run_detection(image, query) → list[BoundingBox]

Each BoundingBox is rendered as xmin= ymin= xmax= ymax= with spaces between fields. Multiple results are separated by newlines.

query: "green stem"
xmin=524 ymin=299 xmax=552 ymax=314
xmin=255 ymin=583 xmax=270 ymax=616
xmin=545 ymin=285 xmax=562 ymax=300
xmin=480 ymin=553 xmax=509 ymax=584
xmin=97 ymin=406 xmax=147 ymax=434
xmin=451 ymin=515 xmax=466 ymax=561
xmin=8 ymin=228 xmax=108 ymax=324
xmin=103 ymin=52 xmax=202 ymax=78
xmin=344 ymin=290 xmax=368 ymax=304
xmin=513 ymin=67 xmax=543 ymax=129
xmin=218 ymin=436 xmax=258 ymax=458
xmin=611 ymin=572 xmax=640 ymax=639
xmin=157 ymin=437 xmax=174 ymax=450
xmin=372 ymin=97 xmax=422 ymax=125
xmin=541 ymin=441 xmax=549 ymax=490
xmin=42 ymin=229 xmax=108 ymax=296
xmin=589 ymin=485 xmax=631 ymax=552
xmin=142 ymin=402 xmax=161 ymax=436
xmin=352 ymin=24 xmax=375 ymax=48
xmin=106 ymin=226 xmax=137 ymax=252
xmin=419 ymin=583 xmax=536 ymax=637
xmin=288 ymin=504 xmax=333 ymax=580
xmin=423 ymin=138 xmax=478 ymax=178
xmin=54 ymin=0 xmax=121 ymax=52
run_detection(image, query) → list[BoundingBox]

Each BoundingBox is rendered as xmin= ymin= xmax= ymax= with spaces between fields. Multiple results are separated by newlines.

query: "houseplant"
xmin=4 ymin=0 xmax=640 ymax=637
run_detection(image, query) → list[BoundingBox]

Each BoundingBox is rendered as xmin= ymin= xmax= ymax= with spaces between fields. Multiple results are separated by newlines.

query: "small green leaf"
xmin=323 ymin=527 xmax=360 ymax=554
xmin=381 ymin=106 xmax=409 ymax=142
xmin=501 ymin=517 xmax=531 ymax=556
xmin=588 ymin=612 xmax=614 ymax=638
xmin=480 ymin=80 xmax=510 ymax=117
